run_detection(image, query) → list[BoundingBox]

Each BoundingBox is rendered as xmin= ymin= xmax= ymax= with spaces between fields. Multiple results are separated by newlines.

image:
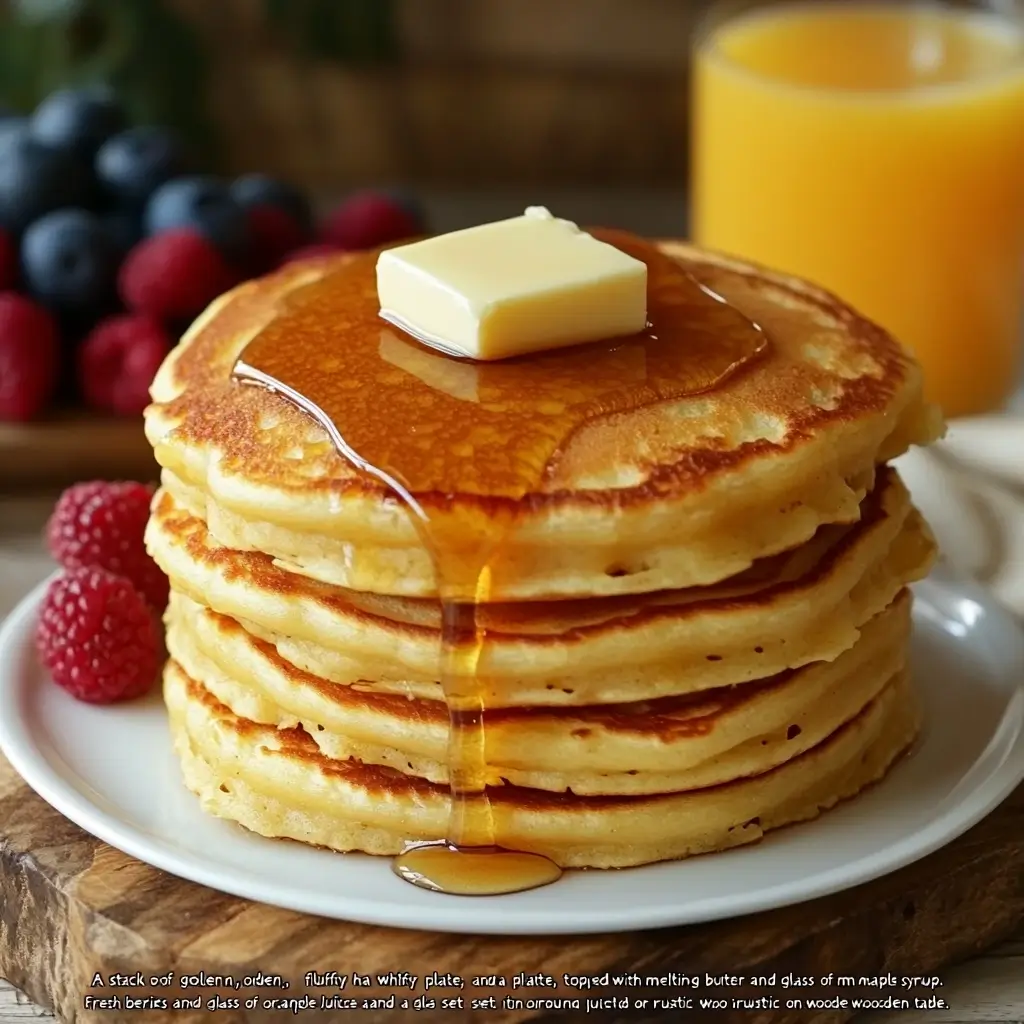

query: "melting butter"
xmin=376 ymin=206 xmax=648 ymax=361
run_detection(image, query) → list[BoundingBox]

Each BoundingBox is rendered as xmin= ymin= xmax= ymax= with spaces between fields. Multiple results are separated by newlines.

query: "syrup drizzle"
xmin=233 ymin=229 xmax=768 ymax=896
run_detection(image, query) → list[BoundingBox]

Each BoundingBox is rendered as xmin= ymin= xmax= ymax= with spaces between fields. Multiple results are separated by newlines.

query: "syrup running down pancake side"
xmin=232 ymin=229 xmax=769 ymax=896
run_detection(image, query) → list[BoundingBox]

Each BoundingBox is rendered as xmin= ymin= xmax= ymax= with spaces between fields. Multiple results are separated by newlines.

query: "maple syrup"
xmin=393 ymin=842 xmax=563 ymax=896
xmin=233 ymin=229 xmax=768 ymax=896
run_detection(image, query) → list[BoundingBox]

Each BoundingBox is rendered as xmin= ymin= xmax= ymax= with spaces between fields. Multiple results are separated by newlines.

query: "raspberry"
xmin=246 ymin=204 xmax=307 ymax=272
xmin=46 ymin=480 xmax=168 ymax=610
xmin=0 ymin=227 xmax=16 ymax=289
xmin=320 ymin=191 xmax=421 ymax=250
xmin=279 ymin=242 xmax=342 ymax=267
xmin=0 ymin=292 xmax=59 ymax=422
xmin=144 ymin=177 xmax=248 ymax=261
xmin=119 ymin=229 xmax=239 ymax=320
xmin=77 ymin=313 xmax=170 ymax=417
xmin=231 ymin=173 xmax=312 ymax=235
xmin=36 ymin=567 xmax=160 ymax=704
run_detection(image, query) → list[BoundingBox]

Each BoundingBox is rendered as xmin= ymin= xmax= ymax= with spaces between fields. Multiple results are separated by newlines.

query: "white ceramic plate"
xmin=1 ymin=574 xmax=1022 ymax=936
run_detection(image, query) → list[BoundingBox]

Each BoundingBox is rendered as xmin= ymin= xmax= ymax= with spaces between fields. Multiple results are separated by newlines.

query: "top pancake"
xmin=145 ymin=240 xmax=943 ymax=599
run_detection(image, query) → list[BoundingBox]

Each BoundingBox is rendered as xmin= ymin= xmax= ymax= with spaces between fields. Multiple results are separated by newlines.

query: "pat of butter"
xmin=376 ymin=206 xmax=647 ymax=360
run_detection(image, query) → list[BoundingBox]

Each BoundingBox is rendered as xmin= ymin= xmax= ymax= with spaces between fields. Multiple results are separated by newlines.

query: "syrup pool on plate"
xmin=233 ymin=229 xmax=768 ymax=896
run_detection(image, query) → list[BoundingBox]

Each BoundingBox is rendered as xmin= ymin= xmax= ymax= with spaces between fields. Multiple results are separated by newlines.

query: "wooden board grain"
xmin=0 ymin=413 xmax=157 ymax=491
xmin=13 ymin=955 xmax=1024 ymax=1024
xmin=1 ymin=750 xmax=1022 ymax=1024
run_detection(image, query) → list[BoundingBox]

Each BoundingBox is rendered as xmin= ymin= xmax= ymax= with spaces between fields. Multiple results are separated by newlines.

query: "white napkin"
xmin=894 ymin=415 xmax=1024 ymax=618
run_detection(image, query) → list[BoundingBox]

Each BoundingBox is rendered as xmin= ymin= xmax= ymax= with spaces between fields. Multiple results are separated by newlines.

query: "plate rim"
xmin=1 ymin=574 xmax=1023 ymax=936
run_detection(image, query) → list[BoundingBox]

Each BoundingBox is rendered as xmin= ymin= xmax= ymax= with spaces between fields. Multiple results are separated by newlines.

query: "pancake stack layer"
xmin=144 ymin=240 xmax=942 ymax=869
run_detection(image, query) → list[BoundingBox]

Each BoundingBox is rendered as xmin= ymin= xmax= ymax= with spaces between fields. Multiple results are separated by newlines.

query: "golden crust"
xmin=151 ymin=466 xmax=902 ymax=642
xmin=165 ymin=585 xmax=912 ymax=795
xmin=143 ymin=241 xmax=941 ymax=598
xmin=147 ymin=243 xmax=936 ymax=509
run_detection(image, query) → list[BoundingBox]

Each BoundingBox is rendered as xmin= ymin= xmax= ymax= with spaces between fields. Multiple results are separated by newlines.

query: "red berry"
xmin=320 ymin=191 xmax=421 ymax=250
xmin=0 ymin=228 xmax=17 ymax=290
xmin=119 ymin=229 xmax=240 ymax=320
xmin=46 ymin=480 xmax=168 ymax=610
xmin=78 ymin=313 xmax=171 ymax=417
xmin=36 ymin=567 xmax=160 ymax=705
xmin=246 ymin=204 xmax=307 ymax=272
xmin=0 ymin=292 xmax=59 ymax=422
xmin=279 ymin=242 xmax=342 ymax=267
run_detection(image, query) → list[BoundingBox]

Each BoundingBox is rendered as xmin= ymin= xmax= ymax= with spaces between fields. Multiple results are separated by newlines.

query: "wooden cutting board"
xmin=0 ymin=750 xmax=1021 ymax=1024
xmin=0 ymin=413 xmax=157 ymax=490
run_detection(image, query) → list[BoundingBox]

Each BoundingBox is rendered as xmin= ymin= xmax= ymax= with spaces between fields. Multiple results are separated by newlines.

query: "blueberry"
xmin=31 ymin=87 xmax=125 ymax=161
xmin=230 ymin=173 xmax=312 ymax=234
xmin=102 ymin=210 xmax=143 ymax=256
xmin=144 ymin=175 xmax=248 ymax=259
xmin=21 ymin=208 xmax=118 ymax=311
xmin=0 ymin=134 xmax=93 ymax=234
xmin=96 ymin=126 xmax=186 ymax=207
xmin=386 ymin=188 xmax=427 ymax=230
xmin=0 ymin=118 xmax=29 ymax=152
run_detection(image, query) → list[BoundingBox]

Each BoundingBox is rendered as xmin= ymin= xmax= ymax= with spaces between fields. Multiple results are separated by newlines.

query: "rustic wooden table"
xmin=2 ymin=935 xmax=1020 ymax=1021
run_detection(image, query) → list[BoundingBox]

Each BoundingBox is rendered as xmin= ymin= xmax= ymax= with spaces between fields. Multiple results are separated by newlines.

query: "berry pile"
xmin=0 ymin=87 xmax=427 ymax=424
xmin=37 ymin=480 xmax=166 ymax=704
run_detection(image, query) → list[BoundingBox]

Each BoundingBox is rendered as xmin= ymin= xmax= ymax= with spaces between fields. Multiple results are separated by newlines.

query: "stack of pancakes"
xmin=144 ymin=241 xmax=942 ymax=869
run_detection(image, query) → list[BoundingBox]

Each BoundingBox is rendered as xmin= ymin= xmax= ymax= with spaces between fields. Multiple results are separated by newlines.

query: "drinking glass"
xmin=691 ymin=0 xmax=1024 ymax=417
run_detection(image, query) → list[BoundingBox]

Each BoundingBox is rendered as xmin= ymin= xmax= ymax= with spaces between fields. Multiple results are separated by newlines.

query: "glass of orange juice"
xmin=691 ymin=0 xmax=1024 ymax=418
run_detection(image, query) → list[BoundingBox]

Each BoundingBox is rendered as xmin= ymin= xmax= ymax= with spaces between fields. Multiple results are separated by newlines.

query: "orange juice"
xmin=692 ymin=2 xmax=1024 ymax=417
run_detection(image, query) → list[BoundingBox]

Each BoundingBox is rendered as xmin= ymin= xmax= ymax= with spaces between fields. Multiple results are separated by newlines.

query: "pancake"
xmin=146 ymin=229 xmax=941 ymax=875
xmin=166 ymin=589 xmax=911 ymax=796
xmin=164 ymin=660 xmax=921 ymax=869
xmin=147 ymin=466 xmax=935 ymax=706
xmin=145 ymin=242 xmax=943 ymax=600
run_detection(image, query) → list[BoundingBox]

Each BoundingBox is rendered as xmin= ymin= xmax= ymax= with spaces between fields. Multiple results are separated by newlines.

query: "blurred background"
xmin=0 ymin=0 xmax=706 ymax=488
xmin=0 ymin=0 xmax=1023 ymax=491
xmin=0 ymin=0 xmax=701 ymax=196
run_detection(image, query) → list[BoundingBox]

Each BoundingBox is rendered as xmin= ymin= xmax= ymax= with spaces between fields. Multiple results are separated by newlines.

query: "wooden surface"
xmin=0 ymin=956 xmax=1007 ymax=1023
xmin=0 ymin=749 xmax=1021 ymax=1024
xmin=0 ymin=411 xmax=157 ymax=491
xmin=173 ymin=0 xmax=703 ymax=186
xmin=0 ymin=501 xmax=1023 ymax=1024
